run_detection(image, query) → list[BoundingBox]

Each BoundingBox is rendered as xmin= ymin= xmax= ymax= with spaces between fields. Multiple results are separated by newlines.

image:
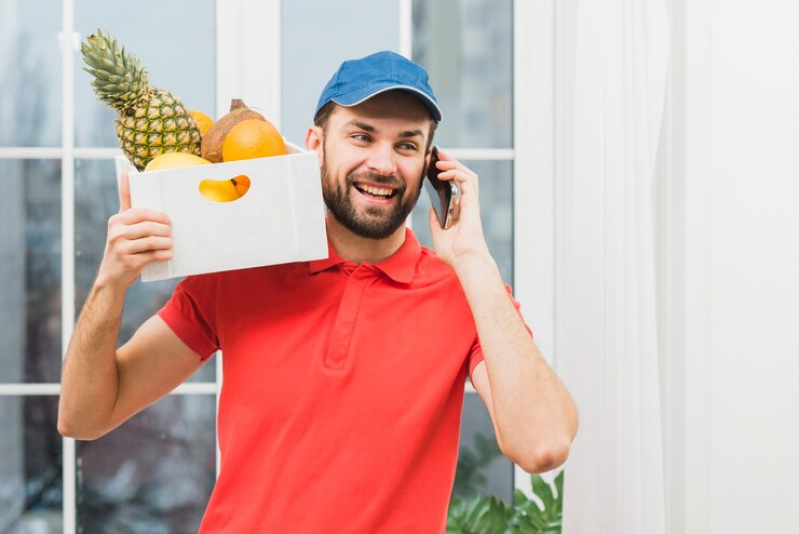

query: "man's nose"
xmin=365 ymin=143 xmax=398 ymax=176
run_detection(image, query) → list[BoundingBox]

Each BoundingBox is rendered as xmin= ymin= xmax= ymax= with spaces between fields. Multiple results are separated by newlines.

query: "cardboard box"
xmin=114 ymin=144 xmax=328 ymax=282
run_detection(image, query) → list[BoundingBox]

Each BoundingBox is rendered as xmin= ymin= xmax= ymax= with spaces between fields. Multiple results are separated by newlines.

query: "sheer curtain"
xmin=554 ymin=0 xmax=671 ymax=532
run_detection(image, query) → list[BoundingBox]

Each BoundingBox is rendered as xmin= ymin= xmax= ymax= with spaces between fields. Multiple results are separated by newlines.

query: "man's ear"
xmin=424 ymin=146 xmax=434 ymax=174
xmin=305 ymin=125 xmax=324 ymax=166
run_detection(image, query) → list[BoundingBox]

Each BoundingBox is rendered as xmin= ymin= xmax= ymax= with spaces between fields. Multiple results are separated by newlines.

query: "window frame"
xmin=0 ymin=0 xmax=556 ymax=528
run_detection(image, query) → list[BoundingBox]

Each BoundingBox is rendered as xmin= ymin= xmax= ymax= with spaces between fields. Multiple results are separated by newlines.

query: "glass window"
xmin=453 ymin=393 xmax=514 ymax=504
xmin=280 ymin=0 xmax=400 ymax=146
xmin=0 ymin=0 xmax=62 ymax=147
xmin=412 ymin=0 xmax=513 ymax=149
xmin=0 ymin=396 xmax=62 ymax=532
xmin=412 ymin=160 xmax=514 ymax=286
xmin=412 ymin=0 xmax=517 ymax=511
xmin=0 ymin=159 xmax=62 ymax=384
xmin=74 ymin=159 xmax=216 ymax=382
xmin=74 ymin=0 xmax=216 ymax=147
xmin=76 ymin=394 xmax=216 ymax=532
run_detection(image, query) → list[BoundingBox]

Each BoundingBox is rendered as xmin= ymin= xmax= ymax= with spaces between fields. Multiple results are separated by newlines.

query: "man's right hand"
xmin=97 ymin=172 xmax=173 ymax=289
xmin=59 ymin=172 xmax=203 ymax=441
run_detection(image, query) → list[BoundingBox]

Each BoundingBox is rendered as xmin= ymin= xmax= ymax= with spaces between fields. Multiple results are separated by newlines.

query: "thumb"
xmin=119 ymin=171 xmax=131 ymax=212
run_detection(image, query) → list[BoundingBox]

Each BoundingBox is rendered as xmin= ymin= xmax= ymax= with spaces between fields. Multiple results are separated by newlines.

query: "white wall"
xmin=708 ymin=0 xmax=799 ymax=530
xmin=669 ymin=0 xmax=799 ymax=531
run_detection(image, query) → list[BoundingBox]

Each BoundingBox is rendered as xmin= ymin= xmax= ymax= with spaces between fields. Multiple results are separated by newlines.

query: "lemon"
xmin=144 ymin=152 xmax=212 ymax=172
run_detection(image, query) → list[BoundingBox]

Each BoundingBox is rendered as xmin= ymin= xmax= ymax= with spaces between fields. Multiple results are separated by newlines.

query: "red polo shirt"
xmin=158 ymin=229 xmax=526 ymax=533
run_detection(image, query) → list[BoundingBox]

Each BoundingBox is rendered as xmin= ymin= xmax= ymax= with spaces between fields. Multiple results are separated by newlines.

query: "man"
xmin=59 ymin=51 xmax=578 ymax=532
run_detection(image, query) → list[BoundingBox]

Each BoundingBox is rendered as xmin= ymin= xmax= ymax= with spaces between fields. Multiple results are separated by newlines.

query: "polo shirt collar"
xmin=308 ymin=228 xmax=421 ymax=284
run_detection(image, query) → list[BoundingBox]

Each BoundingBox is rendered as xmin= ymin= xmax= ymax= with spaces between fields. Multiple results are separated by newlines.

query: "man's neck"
xmin=326 ymin=216 xmax=407 ymax=265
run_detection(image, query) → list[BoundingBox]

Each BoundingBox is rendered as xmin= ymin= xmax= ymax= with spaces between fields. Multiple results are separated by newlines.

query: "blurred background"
xmin=0 ymin=0 xmax=520 ymax=531
xmin=3 ymin=0 xmax=799 ymax=533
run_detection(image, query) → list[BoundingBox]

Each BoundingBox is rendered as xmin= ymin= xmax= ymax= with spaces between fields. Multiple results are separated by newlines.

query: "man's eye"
xmin=398 ymin=143 xmax=418 ymax=151
xmin=352 ymin=134 xmax=371 ymax=142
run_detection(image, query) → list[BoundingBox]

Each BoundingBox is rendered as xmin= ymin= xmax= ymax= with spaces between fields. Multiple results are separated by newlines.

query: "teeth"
xmin=358 ymin=184 xmax=394 ymax=197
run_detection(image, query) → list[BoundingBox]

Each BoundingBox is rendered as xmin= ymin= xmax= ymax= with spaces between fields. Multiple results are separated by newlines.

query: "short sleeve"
xmin=467 ymin=284 xmax=533 ymax=380
xmin=158 ymin=274 xmax=220 ymax=361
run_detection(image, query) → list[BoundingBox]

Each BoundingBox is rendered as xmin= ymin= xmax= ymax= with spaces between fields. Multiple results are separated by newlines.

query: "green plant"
xmin=447 ymin=470 xmax=564 ymax=534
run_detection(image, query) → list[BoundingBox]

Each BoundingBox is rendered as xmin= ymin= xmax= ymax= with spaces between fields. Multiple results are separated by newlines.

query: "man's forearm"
xmin=58 ymin=280 xmax=126 ymax=440
xmin=455 ymin=253 xmax=578 ymax=468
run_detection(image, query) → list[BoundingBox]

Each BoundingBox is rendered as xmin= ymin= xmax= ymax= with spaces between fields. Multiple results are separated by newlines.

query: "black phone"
xmin=424 ymin=146 xmax=458 ymax=229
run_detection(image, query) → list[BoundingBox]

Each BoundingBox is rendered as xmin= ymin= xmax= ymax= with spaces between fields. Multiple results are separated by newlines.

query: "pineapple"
xmin=81 ymin=30 xmax=202 ymax=170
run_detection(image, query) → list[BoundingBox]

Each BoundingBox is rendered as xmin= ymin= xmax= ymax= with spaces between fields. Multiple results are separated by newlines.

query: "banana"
xmin=231 ymin=175 xmax=251 ymax=197
xmin=199 ymin=178 xmax=241 ymax=202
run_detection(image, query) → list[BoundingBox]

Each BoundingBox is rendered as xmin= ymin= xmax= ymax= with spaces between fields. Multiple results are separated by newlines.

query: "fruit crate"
xmin=114 ymin=142 xmax=328 ymax=282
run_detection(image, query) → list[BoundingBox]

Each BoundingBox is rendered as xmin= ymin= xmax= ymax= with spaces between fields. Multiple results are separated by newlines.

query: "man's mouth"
xmin=353 ymin=182 xmax=398 ymax=200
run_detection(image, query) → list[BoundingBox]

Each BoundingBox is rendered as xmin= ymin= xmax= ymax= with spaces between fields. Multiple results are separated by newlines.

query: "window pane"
xmin=0 ymin=0 xmax=62 ymax=147
xmin=412 ymin=160 xmax=513 ymax=285
xmin=74 ymin=0 xmax=216 ymax=147
xmin=76 ymin=395 xmax=216 ymax=533
xmin=412 ymin=0 xmax=513 ymax=149
xmin=0 ymin=160 xmax=62 ymax=383
xmin=452 ymin=393 xmax=513 ymax=504
xmin=281 ymin=0 xmax=399 ymax=146
xmin=75 ymin=159 xmax=216 ymax=382
xmin=0 ymin=396 xmax=63 ymax=532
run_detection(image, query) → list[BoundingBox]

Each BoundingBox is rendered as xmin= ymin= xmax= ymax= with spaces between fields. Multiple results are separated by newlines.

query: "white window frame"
xmin=0 ymin=0 xmax=555 ymax=530
xmin=512 ymin=0 xmax=556 ymax=496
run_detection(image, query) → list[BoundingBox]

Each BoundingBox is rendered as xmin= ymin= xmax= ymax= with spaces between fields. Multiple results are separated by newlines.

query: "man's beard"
xmin=321 ymin=149 xmax=422 ymax=240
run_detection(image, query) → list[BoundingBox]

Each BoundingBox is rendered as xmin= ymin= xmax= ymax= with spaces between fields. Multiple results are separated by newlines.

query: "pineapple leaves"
xmin=79 ymin=28 xmax=199 ymax=169
xmin=80 ymin=29 xmax=149 ymax=113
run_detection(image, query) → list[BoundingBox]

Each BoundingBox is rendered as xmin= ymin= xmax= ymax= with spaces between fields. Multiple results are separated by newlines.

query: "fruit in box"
xmin=81 ymin=30 xmax=202 ymax=171
xmin=222 ymin=119 xmax=286 ymax=162
xmin=190 ymin=110 xmax=214 ymax=136
xmin=144 ymin=152 xmax=211 ymax=172
xmin=201 ymin=99 xmax=272 ymax=163
xmin=198 ymin=177 xmax=249 ymax=203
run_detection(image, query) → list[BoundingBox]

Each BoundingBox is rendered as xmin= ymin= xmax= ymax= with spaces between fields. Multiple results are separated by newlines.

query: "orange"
xmin=222 ymin=119 xmax=287 ymax=162
xmin=190 ymin=110 xmax=214 ymax=135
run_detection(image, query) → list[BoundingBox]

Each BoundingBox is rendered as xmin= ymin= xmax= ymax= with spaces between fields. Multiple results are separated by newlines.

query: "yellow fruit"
xmin=144 ymin=152 xmax=212 ymax=172
xmin=199 ymin=178 xmax=241 ymax=203
xmin=222 ymin=119 xmax=287 ymax=162
xmin=190 ymin=110 xmax=214 ymax=135
xmin=230 ymin=175 xmax=251 ymax=197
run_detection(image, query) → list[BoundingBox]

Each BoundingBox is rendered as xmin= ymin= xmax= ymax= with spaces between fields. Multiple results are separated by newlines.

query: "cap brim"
xmin=332 ymin=84 xmax=443 ymax=122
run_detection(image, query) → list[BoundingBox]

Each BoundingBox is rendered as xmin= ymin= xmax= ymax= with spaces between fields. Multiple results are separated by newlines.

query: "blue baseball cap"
xmin=315 ymin=51 xmax=443 ymax=122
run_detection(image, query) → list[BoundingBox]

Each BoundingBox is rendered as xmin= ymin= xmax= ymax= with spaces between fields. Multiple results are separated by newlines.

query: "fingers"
xmin=106 ymin=209 xmax=172 ymax=264
xmin=110 ymin=207 xmax=171 ymax=228
xmin=109 ymin=221 xmax=171 ymax=245
xmin=118 ymin=236 xmax=173 ymax=256
xmin=434 ymin=149 xmax=479 ymax=196
xmin=119 ymin=172 xmax=131 ymax=213
xmin=103 ymin=173 xmax=173 ymax=286
xmin=112 ymin=248 xmax=174 ymax=272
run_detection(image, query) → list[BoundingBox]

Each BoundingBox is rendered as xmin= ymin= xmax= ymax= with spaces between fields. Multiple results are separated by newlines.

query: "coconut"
xmin=200 ymin=99 xmax=266 ymax=163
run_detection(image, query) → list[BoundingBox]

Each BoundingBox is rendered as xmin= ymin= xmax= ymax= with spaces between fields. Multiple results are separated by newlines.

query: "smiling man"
xmin=58 ymin=51 xmax=578 ymax=533
xmin=317 ymin=93 xmax=425 ymax=240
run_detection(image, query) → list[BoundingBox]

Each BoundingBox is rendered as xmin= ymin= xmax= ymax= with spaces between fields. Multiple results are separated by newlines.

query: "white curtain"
xmin=555 ymin=0 xmax=671 ymax=532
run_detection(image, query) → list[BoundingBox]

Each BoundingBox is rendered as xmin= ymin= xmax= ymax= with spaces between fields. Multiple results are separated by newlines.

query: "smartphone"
xmin=424 ymin=146 xmax=458 ymax=229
